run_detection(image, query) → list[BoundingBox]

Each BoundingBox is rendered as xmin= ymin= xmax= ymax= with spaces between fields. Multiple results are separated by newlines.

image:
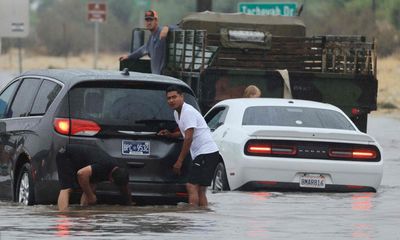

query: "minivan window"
xmin=30 ymin=80 xmax=62 ymax=116
xmin=10 ymin=79 xmax=42 ymax=118
xmin=0 ymin=80 xmax=20 ymax=119
xmin=69 ymin=83 xmax=198 ymax=131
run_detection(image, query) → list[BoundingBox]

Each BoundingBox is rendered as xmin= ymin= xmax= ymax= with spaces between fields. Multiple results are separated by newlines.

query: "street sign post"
xmin=87 ymin=2 xmax=107 ymax=22
xmin=238 ymin=2 xmax=297 ymax=16
xmin=0 ymin=0 xmax=30 ymax=72
xmin=0 ymin=0 xmax=30 ymax=38
xmin=87 ymin=2 xmax=107 ymax=69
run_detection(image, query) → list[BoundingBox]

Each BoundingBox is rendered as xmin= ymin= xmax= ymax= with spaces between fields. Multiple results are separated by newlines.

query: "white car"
xmin=204 ymin=98 xmax=383 ymax=192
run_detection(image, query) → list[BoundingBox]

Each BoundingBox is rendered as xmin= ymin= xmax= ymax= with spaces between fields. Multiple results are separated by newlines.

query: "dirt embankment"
xmin=0 ymin=49 xmax=122 ymax=71
xmin=375 ymin=54 xmax=400 ymax=115
xmin=1 ymin=49 xmax=399 ymax=115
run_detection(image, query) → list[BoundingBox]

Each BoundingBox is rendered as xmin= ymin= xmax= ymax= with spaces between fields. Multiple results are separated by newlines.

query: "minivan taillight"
xmin=54 ymin=118 xmax=70 ymax=135
xmin=54 ymin=118 xmax=101 ymax=136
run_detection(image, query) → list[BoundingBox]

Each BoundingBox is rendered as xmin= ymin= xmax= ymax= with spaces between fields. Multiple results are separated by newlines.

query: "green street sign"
xmin=238 ymin=2 xmax=298 ymax=16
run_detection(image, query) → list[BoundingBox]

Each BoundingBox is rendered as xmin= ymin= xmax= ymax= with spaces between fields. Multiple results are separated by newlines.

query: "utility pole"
xmin=196 ymin=0 xmax=212 ymax=12
xmin=371 ymin=0 xmax=376 ymax=26
xmin=371 ymin=0 xmax=376 ymax=13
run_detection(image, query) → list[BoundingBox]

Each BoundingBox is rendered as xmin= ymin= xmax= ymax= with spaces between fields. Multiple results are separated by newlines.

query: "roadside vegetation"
xmin=1 ymin=0 xmax=399 ymax=57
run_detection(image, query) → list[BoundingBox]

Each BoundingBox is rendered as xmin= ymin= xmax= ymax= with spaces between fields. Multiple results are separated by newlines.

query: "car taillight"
xmin=351 ymin=108 xmax=361 ymax=116
xmin=245 ymin=141 xmax=297 ymax=156
xmin=329 ymin=148 xmax=377 ymax=160
xmin=247 ymin=144 xmax=272 ymax=154
xmin=54 ymin=118 xmax=70 ymax=135
xmin=54 ymin=118 xmax=101 ymax=136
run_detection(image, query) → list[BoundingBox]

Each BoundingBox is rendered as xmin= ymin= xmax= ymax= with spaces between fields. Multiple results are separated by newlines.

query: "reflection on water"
xmin=56 ymin=215 xmax=70 ymax=237
xmin=352 ymin=223 xmax=373 ymax=239
xmin=246 ymin=220 xmax=269 ymax=239
xmin=350 ymin=193 xmax=375 ymax=239
xmin=352 ymin=193 xmax=374 ymax=211
xmin=249 ymin=191 xmax=273 ymax=202
xmin=0 ymin=187 xmax=399 ymax=239
xmin=49 ymin=205 xmax=201 ymax=238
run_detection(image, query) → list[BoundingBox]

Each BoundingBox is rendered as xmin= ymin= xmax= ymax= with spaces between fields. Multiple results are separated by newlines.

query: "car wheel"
xmin=212 ymin=162 xmax=229 ymax=192
xmin=16 ymin=163 xmax=35 ymax=206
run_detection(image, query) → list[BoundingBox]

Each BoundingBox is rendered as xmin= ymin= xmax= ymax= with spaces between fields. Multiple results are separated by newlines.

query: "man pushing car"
xmin=56 ymin=144 xmax=131 ymax=211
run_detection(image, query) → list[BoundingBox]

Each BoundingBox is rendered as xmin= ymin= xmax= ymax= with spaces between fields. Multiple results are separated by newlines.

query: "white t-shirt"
xmin=174 ymin=102 xmax=219 ymax=159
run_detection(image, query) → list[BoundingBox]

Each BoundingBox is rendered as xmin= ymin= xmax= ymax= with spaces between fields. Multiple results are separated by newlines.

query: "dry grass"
xmin=376 ymin=54 xmax=400 ymax=113
xmin=1 ymin=49 xmax=399 ymax=114
xmin=0 ymin=49 xmax=123 ymax=71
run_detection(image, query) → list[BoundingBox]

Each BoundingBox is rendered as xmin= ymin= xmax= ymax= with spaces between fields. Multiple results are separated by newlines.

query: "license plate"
xmin=122 ymin=140 xmax=150 ymax=155
xmin=300 ymin=174 xmax=325 ymax=188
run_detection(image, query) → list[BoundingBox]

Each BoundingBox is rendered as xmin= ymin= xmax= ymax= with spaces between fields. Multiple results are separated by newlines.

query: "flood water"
xmin=0 ymin=71 xmax=399 ymax=239
xmin=0 ymin=115 xmax=398 ymax=239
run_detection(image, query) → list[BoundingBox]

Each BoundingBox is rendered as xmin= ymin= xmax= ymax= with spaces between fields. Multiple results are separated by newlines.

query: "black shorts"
xmin=188 ymin=151 xmax=220 ymax=186
xmin=56 ymin=153 xmax=76 ymax=190
xmin=56 ymin=150 xmax=115 ymax=189
xmin=91 ymin=162 xmax=115 ymax=183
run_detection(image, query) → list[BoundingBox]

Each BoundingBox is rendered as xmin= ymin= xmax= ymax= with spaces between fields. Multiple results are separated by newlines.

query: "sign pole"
xmin=0 ymin=0 xmax=29 ymax=72
xmin=87 ymin=2 xmax=107 ymax=69
xmin=18 ymin=38 xmax=22 ymax=73
xmin=94 ymin=21 xmax=99 ymax=69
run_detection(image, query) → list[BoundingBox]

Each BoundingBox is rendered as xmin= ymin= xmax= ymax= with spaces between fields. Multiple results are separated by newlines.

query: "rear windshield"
xmin=242 ymin=106 xmax=355 ymax=130
xmin=69 ymin=82 xmax=198 ymax=130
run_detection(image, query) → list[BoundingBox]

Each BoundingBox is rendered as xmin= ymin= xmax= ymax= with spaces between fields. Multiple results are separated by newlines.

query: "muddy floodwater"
xmin=0 ymin=69 xmax=398 ymax=240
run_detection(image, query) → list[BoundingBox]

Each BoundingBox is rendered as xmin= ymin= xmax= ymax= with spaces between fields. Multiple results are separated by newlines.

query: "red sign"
xmin=87 ymin=3 xmax=107 ymax=22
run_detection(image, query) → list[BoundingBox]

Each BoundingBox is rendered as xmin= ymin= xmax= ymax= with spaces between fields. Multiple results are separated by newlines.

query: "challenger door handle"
xmin=127 ymin=162 xmax=145 ymax=168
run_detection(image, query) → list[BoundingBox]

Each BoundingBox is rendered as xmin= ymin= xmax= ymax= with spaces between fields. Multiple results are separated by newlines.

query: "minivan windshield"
xmin=69 ymin=82 xmax=198 ymax=131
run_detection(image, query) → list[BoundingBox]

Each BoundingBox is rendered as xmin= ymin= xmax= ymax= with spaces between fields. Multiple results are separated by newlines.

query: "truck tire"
xmin=351 ymin=114 xmax=368 ymax=133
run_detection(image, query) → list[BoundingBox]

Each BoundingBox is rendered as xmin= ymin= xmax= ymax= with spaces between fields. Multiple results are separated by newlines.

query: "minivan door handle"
xmin=127 ymin=162 xmax=145 ymax=168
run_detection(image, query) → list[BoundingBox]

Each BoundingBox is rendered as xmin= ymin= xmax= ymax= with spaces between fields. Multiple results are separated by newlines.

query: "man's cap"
xmin=145 ymin=10 xmax=158 ymax=20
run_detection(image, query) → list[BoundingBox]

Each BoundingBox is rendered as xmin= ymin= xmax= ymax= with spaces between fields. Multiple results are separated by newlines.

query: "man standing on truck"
xmin=158 ymin=85 xmax=220 ymax=207
xmin=119 ymin=10 xmax=171 ymax=74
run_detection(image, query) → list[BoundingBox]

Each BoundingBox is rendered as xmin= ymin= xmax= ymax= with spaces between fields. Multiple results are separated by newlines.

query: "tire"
xmin=212 ymin=162 xmax=230 ymax=192
xmin=16 ymin=163 xmax=35 ymax=206
xmin=351 ymin=114 xmax=368 ymax=133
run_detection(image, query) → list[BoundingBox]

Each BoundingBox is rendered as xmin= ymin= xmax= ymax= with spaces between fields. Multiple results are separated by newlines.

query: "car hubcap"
xmin=213 ymin=169 xmax=224 ymax=191
xmin=18 ymin=172 xmax=29 ymax=205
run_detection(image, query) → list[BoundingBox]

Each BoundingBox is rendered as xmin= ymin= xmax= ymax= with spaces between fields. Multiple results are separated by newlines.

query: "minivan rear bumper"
xmin=95 ymin=181 xmax=189 ymax=205
xmin=35 ymin=180 xmax=188 ymax=205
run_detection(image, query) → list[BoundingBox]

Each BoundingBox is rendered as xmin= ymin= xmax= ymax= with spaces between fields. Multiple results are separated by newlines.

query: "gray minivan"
xmin=0 ymin=69 xmax=198 ymax=205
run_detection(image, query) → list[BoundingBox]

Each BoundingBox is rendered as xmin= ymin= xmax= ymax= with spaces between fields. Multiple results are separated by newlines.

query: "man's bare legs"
xmin=186 ymin=183 xmax=199 ymax=206
xmin=58 ymin=188 xmax=72 ymax=212
xmin=80 ymin=184 xmax=96 ymax=206
xmin=198 ymin=186 xmax=208 ymax=207
xmin=186 ymin=183 xmax=208 ymax=207
xmin=77 ymin=166 xmax=97 ymax=205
